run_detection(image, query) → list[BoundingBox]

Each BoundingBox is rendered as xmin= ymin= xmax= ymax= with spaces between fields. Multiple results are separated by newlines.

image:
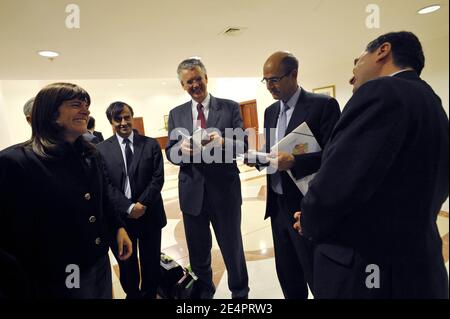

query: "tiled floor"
xmin=109 ymin=156 xmax=449 ymax=299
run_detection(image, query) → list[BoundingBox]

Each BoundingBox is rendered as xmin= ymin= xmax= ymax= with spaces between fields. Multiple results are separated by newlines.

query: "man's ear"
xmin=376 ymin=42 xmax=392 ymax=62
xmin=291 ymin=69 xmax=298 ymax=79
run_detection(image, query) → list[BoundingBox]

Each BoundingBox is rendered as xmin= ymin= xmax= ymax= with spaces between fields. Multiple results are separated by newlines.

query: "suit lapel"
xmin=206 ymin=95 xmax=221 ymax=129
xmin=268 ymin=102 xmax=280 ymax=129
xmin=285 ymin=88 xmax=310 ymax=134
xmin=266 ymin=102 xmax=280 ymax=150
xmin=180 ymin=102 xmax=194 ymax=134
xmin=129 ymin=132 xmax=143 ymax=177
xmin=110 ymin=136 xmax=126 ymax=172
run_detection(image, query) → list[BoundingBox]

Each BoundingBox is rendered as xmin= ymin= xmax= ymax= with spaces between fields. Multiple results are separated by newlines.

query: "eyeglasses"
xmin=261 ymin=71 xmax=291 ymax=85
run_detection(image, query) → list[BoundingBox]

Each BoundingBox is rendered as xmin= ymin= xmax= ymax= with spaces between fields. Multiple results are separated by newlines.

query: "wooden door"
xmin=239 ymin=100 xmax=260 ymax=150
xmin=132 ymin=117 xmax=145 ymax=135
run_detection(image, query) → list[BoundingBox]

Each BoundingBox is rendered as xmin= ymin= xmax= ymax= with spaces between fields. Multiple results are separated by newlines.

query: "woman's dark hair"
xmin=26 ymin=82 xmax=92 ymax=159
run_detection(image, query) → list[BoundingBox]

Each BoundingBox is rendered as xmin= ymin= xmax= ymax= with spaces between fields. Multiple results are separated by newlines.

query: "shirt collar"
xmin=116 ymin=130 xmax=134 ymax=145
xmin=192 ymin=93 xmax=211 ymax=111
xmin=281 ymin=87 xmax=301 ymax=111
xmin=389 ymin=68 xmax=414 ymax=77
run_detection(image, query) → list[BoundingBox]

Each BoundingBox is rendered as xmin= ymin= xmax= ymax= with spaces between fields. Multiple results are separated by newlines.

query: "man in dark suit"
xmin=296 ymin=31 xmax=449 ymax=298
xmin=97 ymin=102 xmax=167 ymax=298
xmin=93 ymin=132 xmax=104 ymax=142
xmin=84 ymin=116 xmax=103 ymax=144
xmin=165 ymin=58 xmax=249 ymax=299
xmin=254 ymin=51 xmax=340 ymax=299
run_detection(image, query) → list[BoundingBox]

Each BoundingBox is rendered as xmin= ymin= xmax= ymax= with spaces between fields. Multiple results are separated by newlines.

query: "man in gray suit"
xmin=166 ymin=58 xmax=249 ymax=299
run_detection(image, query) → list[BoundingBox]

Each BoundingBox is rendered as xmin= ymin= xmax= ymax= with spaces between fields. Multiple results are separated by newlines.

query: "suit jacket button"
xmin=89 ymin=216 xmax=96 ymax=223
xmin=84 ymin=193 xmax=91 ymax=200
xmin=95 ymin=237 xmax=101 ymax=245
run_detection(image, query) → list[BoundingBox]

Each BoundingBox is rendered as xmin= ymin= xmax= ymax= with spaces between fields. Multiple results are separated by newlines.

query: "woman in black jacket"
xmin=0 ymin=82 xmax=132 ymax=298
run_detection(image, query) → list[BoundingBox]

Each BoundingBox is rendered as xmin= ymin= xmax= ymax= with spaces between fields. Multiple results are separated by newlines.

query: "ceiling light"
xmin=37 ymin=50 xmax=59 ymax=58
xmin=418 ymin=4 xmax=441 ymax=14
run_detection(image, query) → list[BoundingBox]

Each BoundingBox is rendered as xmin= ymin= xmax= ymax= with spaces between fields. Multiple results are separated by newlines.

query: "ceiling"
xmin=0 ymin=0 xmax=448 ymax=80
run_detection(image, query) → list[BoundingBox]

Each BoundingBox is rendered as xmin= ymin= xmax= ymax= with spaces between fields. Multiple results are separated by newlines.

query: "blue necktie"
xmin=270 ymin=103 xmax=290 ymax=194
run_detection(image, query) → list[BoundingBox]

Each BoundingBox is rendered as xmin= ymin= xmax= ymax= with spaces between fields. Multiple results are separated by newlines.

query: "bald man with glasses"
xmin=256 ymin=51 xmax=340 ymax=299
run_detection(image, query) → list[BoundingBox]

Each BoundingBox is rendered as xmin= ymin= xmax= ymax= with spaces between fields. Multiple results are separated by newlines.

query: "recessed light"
xmin=418 ymin=4 xmax=441 ymax=14
xmin=37 ymin=50 xmax=59 ymax=58
xmin=188 ymin=56 xmax=202 ymax=60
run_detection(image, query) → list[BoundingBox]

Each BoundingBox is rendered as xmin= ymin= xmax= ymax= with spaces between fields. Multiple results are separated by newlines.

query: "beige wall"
xmin=0 ymin=83 xmax=13 ymax=150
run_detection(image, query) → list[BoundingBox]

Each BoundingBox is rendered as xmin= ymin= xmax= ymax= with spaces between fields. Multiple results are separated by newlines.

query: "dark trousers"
xmin=113 ymin=227 xmax=161 ymax=299
xmin=271 ymin=194 xmax=313 ymax=299
xmin=183 ymin=198 xmax=249 ymax=299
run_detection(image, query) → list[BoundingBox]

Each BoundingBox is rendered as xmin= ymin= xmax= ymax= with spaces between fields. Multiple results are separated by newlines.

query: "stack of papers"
xmin=272 ymin=122 xmax=320 ymax=195
xmin=237 ymin=122 xmax=320 ymax=195
xmin=178 ymin=128 xmax=210 ymax=149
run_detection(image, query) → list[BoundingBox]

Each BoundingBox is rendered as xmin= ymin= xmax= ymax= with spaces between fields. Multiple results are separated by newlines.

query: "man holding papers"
xmin=297 ymin=31 xmax=449 ymax=298
xmin=166 ymin=58 xmax=249 ymax=299
xmin=258 ymin=51 xmax=340 ymax=299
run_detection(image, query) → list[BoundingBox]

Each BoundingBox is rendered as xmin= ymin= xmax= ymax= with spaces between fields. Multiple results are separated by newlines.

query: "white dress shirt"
xmin=275 ymin=87 xmax=302 ymax=142
xmin=389 ymin=68 xmax=414 ymax=77
xmin=192 ymin=94 xmax=211 ymax=129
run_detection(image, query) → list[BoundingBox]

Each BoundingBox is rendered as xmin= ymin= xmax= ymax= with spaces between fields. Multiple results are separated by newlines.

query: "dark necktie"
xmin=123 ymin=138 xmax=133 ymax=174
xmin=270 ymin=103 xmax=290 ymax=195
xmin=197 ymin=103 xmax=206 ymax=129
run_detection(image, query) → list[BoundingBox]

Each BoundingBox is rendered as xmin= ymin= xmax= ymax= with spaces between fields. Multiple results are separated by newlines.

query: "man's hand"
xmin=244 ymin=157 xmax=257 ymax=167
xmin=116 ymin=227 xmax=133 ymax=260
xmin=128 ymin=202 xmax=146 ymax=219
xmin=205 ymin=131 xmax=224 ymax=147
xmin=180 ymin=138 xmax=193 ymax=155
xmin=268 ymin=151 xmax=295 ymax=171
xmin=293 ymin=211 xmax=303 ymax=236
xmin=243 ymin=150 xmax=260 ymax=167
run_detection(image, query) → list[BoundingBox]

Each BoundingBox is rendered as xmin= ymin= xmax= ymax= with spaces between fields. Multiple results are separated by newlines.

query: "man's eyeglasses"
xmin=261 ymin=71 xmax=291 ymax=85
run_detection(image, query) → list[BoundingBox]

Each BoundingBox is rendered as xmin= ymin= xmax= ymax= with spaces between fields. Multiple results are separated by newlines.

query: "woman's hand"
xmin=116 ymin=227 xmax=132 ymax=260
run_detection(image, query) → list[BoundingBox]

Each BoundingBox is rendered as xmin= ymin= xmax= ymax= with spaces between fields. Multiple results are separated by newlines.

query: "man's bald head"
xmin=264 ymin=51 xmax=299 ymax=74
xmin=263 ymin=51 xmax=299 ymax=102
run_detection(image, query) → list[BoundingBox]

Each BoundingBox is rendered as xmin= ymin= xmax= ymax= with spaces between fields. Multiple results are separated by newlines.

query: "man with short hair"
xmin=97 ymin=102 xmax=167 ymax=298
xmin=166 ymin=58 xmax=249 ymax=299
xmin=258 ymin=51 xmax=340 ymax=299
xmin=23 ymin=97 xmax=34 ymax=126
xmin=89 ymin=116 xmax=104 ymax=142
xmin=83 ymin=116 xmax=101 ymax=144
xmin=296 ymin=31 xmax=449 ymax=298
